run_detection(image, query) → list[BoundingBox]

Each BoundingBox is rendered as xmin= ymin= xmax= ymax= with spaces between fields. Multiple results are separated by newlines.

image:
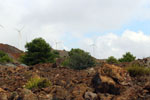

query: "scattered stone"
xmin=84 ymin=91 xmax=98 ymax=100
xmin=0 ymin=88 xmax=8 ymax=100
xmin=0 ymin=62 xmax=150 ymax=100
xmin=50 ymin=85 xmax=70 ymax=100
xmin=0 ymin=93 xmax=8 ymax=100
xmin=18 ymin=88 xmax=38 ymax=100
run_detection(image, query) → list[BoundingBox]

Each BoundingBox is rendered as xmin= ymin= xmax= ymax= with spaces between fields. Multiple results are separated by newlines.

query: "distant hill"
xmin=0 ymin=43 xmax=23 ymax=61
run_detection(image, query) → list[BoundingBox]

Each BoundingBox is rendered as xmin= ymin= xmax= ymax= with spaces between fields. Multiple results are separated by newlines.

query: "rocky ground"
xmin=0 ymin=43 xmax=150 ymax=100
xmin=0 ymin=63 xmax=150 ymax=100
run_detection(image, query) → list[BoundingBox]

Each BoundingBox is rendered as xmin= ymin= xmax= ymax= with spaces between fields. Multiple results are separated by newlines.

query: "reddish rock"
xmin=50 ymin=85 xmax=70 ymax=100
xmin=99 ymin=64 xmax=131 ymax=86
xmin=98 ymin=93 xmax=114 ymax=100
xmin=72 ymin=84 xmax=90 ymax=100
xmin=0 ymin=61 xmax=150 ymax=100
xmin=84 ymin=91 xmax=98 ymax=100
xmin=0 ymin=88 xmax=8 ymax=100
xmin=18 ymin=88 xmax=38 ymax=100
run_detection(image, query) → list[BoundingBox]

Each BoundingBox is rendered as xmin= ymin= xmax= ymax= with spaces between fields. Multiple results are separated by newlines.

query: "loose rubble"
xmin=0 ymin=63 xmax=150 ymax=100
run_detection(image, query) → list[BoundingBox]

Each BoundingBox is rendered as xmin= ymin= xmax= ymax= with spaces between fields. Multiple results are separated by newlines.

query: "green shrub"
xmin=106 ymin=56 xmax=119 ymax=64
xmin=25 ymin=76 xmax=52 ymax=90
xmin=126 ymin=64 xmax=150 ymax=77
xmin=119 ymin=52 xmax=136 ymax=62
xmin=66 ymin=48 xmax=96 ymax=70
xmin=0 ymin=50 xmax=13 ymax=63
xmin=20 ymin=37 xmax=59 ymax=65
xmin=61 ymin=58 xmax=69 ymax=67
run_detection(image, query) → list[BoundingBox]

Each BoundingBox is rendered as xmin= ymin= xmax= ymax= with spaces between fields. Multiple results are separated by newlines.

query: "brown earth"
xmin=0 ymin=63 xmax=150 ymax=100
xmin=0 ymin=43 xmax=23 ymax=61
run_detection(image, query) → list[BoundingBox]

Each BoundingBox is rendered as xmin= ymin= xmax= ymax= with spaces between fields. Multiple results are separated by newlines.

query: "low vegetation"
xmin=25 ymin=76 xmax=52 ymax=90
xmin=20 ymin=38 xmax=59 ymax=65
xmin=107 ymin=56 xmax=119 ymax=64
xmin=119 ymin=52 xmax=136 ymax=62
xmin=106 ymin=52 xmax=136 ymax=64
xmin=62 ymin=48 xmax=96 ymax=70
xmin=126 ymin=64 xmax=150 ymax=77
xmin=0 ymin=50 xmax=13 ymax=63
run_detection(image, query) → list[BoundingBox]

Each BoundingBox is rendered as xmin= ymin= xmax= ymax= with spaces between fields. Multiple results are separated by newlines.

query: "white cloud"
xmin=81 ymin=30 xmax=150 ymax=59
xmin=0 ymin=0 xmax=150 ymax=58
xmin=21 ymin=0 xmax=147 ymax=32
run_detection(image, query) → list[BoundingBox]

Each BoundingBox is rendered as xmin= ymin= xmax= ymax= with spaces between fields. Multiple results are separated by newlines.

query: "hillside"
xmin=0 ymin=44 xmax=150 ymax=100
xmin=0 ymin=43 xmax=23 ymax=61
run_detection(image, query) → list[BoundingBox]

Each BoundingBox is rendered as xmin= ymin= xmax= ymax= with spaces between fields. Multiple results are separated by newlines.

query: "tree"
xmin=67 ymin=48 xmax=96 ymax=70
xmin=107 ymin=56 xmax=119 ymax=64
xmin=21 ymin=38 xmax=59 ymax=65
xmin=119 ymin=52 xmax=136 ymax=62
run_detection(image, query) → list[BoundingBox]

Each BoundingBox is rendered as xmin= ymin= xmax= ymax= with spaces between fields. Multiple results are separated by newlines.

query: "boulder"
xmin=72 ymin=84 xmax=90 ymax=100
xmin=86 ymin=67 xmax=96 ymax=75
xmin=50 ymin=85 xmax=70 ymax=100
xmin=84 ymin=91 xmax=98 ymax=100
xmin=0 ymin=88 xmax=8 ymax=100
xmin=38 ymin=94 xmax=53 ymax=100
xmin=92 ymin=64 xmax=132 ymax=95
xmin=0 ymin=93 xmax=8 ymax=100
xmin=99 ymin=64 xmax=131 ymax=85
xmin=17 ymin=88 xmax=38 ymax=100
xmin=92 ymin=73 xmax=120 ymax=95
xmin=98 ymin=93 xmax=114 ymax=100
xmin=9 ymin=92 xmax=19 ymax=100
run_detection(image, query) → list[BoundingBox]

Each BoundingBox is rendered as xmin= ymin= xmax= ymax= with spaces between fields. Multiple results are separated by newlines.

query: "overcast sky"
xmin=0 ymin=0 xmax=150 ymax=59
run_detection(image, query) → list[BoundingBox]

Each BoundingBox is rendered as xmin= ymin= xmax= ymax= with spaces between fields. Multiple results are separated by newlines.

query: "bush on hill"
xmin=107 ymin=56 xmax=119 ymax=64
xmin=0 ymin=50 xmax=13 ymax=63
xmin=119 ymin=52 xmax=136 ymax=62
xmin=63 ymin=48 xmax=96 ymax=70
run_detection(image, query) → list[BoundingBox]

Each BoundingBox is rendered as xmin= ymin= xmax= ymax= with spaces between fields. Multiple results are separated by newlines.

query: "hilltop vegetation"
xmin=20 ymin=37 xmax=95 ymax=70
xmin=62 ymin=48 xmax=96 ymax=70
xmin=107 ymin=52 xmax=136 ymax=64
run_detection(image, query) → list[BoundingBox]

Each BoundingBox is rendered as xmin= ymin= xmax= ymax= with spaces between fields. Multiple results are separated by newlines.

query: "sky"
xmin=0 ymin=0 xmax=150 ymax=59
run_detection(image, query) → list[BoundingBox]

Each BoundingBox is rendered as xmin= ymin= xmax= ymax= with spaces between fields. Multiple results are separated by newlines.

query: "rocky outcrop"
xmin=92 ymin=64 xmax=132 ymax=95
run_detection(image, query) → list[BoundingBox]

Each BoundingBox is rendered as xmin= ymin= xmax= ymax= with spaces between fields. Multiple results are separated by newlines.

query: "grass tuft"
xmin=126 ymin=64 xmax=150 ymax=77
xmin=25 ymin=76 xmax=52 ymax=90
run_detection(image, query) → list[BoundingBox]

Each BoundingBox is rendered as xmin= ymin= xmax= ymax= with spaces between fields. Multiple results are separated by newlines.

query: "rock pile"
xmin=0 ymin=63 xmax=150 ymax=100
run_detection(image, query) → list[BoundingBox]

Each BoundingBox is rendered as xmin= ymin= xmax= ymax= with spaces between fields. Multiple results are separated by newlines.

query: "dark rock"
xmin=92 ymin=73 xmax=101 ymax=87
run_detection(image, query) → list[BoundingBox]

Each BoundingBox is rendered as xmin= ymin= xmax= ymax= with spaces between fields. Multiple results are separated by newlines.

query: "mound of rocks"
xmin=0 ymin=63 xmax=150 ymax=100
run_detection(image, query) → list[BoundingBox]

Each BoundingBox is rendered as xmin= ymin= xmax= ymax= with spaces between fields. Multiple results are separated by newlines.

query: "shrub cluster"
xmin=0 ymin=50 xmax=13 ymax=63
xmin=25 ymin=76 xmax=52 ymax=90
xmin=126 ymin=64 xmax=150 ymax=77
xmin=106 ymin=56 xmax=119 ymax=64
xmin=62 ymin=48 xmax=96 ymax=70
xmin=119 ymin=52 xmax=136 ymax=62
xmin=107 ymin=52 xmax=136 ymax=64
